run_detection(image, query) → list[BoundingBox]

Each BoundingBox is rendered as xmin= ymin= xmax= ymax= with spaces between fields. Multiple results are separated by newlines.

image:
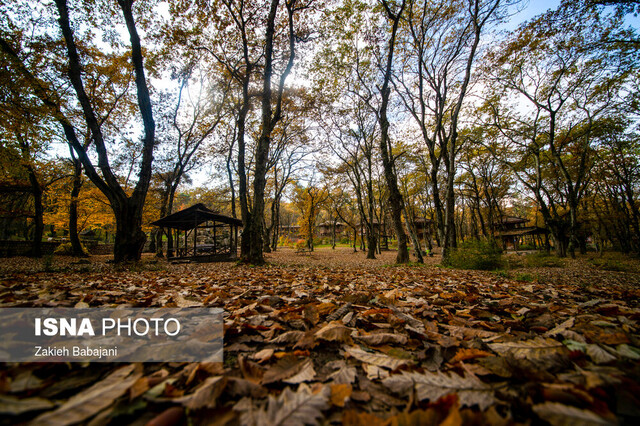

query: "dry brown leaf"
xmin=32 ymin=364 xmax=142 ymax=426
xmin=0 ymin=395 xmax=55 ymax=416
xmin=342 ymin=410 xmax=388 ymax=426
xmin=172 ymin=376 xmax=227 ymax=410
xmin=440 ymin=401 xmax=463 ymax=426
xmin=387 ymin=408 xmax=442 ymax=426
xmin=269 ymin=330 xmax=306 ymax=345
xmin=488 ymin=337 xmax=568 ymax=360
xmin=344 ymin=346 xmax=410 ymax=370
xmin=449 ymin=348 xmax=492 ymax=364
xmin=330 ymin=384 xmax=352 ymax=407
xmin=315 ymin=322 xmax=353 ymax=343
xmin=261 ymin=356 xmax=314 ymax=385
xmin=253 ymin=348 xmax=275 ymax=363
xmin=533 ymin=402 xmax=615 ymax=425
xmin=327 ymin=363 xmax=357 ymax=385
xmin=239 ymin=355 xmax=265 ymax=384
xmin=356 ymin=333 xmax=408 ymax=346
xmin=145 ymin=406 xmax=184 ymax=426
xmin=235 ymin=384 xmax=329 ymax=426
xmin=283 ymin=359 xmax=316 ymax=384
xmin=363 ymin=364 xmax=389 ymax=380
xmin=129 ymin=377 xmax=150 ymax=400
xmin=382 ymin=370 xmax=497 ymax=410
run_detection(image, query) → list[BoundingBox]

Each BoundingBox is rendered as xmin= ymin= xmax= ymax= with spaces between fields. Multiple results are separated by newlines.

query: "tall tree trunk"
xmin=17 ymin=135 xmax=42 ymax=258
xmin=69 ymin=157 xmax=85 ymax=257
xmin=379 ymin=0 xmax=409 ymax=264
xmin=404 ymin=207 xmax=424 ymax=263
xmin=28 ymin=171 xmax=43 ymax=258
xmin=239 ymin=0 xmax=296 ymax=264
xmin=113 ymin=199 xmax=147 ymax=262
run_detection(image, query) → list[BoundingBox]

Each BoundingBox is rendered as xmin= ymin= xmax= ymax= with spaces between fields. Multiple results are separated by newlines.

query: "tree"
xmin=481 ymin=1 xmax=637 ymax=256
xmin=1 ymin=0 xmax=158 ymax=262
xmin=394 ymin=0 xmax=508 ymax=261
xmin=263 ymin=89 xmax=315 ymax=252
xmin=323 ymin=101 xmax=381 ymax=259
xmin=152 ymin=68 xmax=231 ymax=257
xmin=377 ymin=0 xmax=410 ymax=263
xmin=0 ymin=71 xmax=51 ymax=256
xmin=169 ymin=0 xmax=310 ymax=264
xmin=293 ymin=183 xmax=329 ymax=251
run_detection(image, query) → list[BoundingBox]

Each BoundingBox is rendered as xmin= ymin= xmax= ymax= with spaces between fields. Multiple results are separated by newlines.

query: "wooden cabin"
xmin=317 ymin=221 xmax=347 ymax=237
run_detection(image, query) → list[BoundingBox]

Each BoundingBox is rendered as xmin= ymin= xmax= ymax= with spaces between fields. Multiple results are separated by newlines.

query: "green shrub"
xmin=278 ymin=235 xmax=293 ymax=247
xmin=524 ymin=252 xmax=563 ymax=268
xmin=54 ymin=242 xmax=90 ymax=257
xmin=443 ymin=239 xmax=503 ymax=271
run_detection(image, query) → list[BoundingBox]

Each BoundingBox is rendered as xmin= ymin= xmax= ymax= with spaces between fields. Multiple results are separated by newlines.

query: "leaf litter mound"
xmin=1 ymin=248 xmax=639 ymax=425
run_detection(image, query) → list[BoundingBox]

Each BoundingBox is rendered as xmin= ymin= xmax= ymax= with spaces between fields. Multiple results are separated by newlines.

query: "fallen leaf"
xmin=585 ymin=344 xmax=616 ymax=364
xmin=284 ymin=359 xmax=316 ymax=384
xmin=330 ymin=384 xmax=352 ymax=407
xmin=262 ymin=356 xmax=314 ymax=385
xmin=315 ymin=322 xmax=353 ymax=343
xmin=448 ymin=348 xmax=492 ymax=364
xmin=345 ymin=346 xmax=410 ymax=370
xmin=356 ymin=333 xmax=408 ymax=346
xmin=382 ymin=370 xmax=497 ymax=410
xmin=327 ymin=363 xmax=357 ymax=385
xmin=235 ymin=383 xmax=329 ymax=426
xmin=172 ymin=376 xmax=227 ymax=409
xmin=0 ymin=395 xmax=55 ymax=415
xmin=488 ymin=337 xmax=568 ymax=361
xmin=32 ymin=364 xmax=142 ymax=426
xmin=533 ymin=402 xmax=615 ymax=425
xmin=253 ymin=348 xmax=275 ymax=363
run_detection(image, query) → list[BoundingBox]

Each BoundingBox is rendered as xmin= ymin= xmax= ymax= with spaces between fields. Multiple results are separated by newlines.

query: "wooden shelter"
xmin=493 ymin=216 xmax=549 ymax=251
xmin=151 ymin=203 xmax=242 ymax=262
xmin=317 ymin=221 xmax=347 ymax=237
xmin=411 ymin=217 xmax=434 ymax=242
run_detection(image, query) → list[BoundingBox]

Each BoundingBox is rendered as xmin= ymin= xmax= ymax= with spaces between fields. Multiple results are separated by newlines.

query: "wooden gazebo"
xmin=493 ymin=216 xmax=549 ymax=251
xmin=151 ymin=203 xmax=242 ymax=262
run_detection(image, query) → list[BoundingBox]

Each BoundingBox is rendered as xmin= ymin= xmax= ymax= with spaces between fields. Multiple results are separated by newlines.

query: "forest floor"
xmin=1 ymin=248 xmax=640 ymax=425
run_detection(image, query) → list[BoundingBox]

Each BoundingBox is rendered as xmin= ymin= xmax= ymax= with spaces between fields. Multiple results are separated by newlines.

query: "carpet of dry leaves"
xmin=1 ymin=247 xmax=640 ymax=425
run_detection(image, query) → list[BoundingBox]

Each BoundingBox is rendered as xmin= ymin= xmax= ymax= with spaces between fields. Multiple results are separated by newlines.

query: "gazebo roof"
xmin=501 ymin=216 xmax=528 ymax=224
xmin=151 ymin=203 xmax=242 ymax=231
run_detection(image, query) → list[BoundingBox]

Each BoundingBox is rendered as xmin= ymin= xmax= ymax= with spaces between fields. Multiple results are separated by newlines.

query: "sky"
xmin=503 ymin=0 xmax=561 ymax=30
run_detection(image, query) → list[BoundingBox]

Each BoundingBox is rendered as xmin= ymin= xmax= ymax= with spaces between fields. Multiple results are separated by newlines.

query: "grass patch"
xmin=590 ymin=257 xmax=631 ymax=272
xmin=42 ymin=254 xmax=57 ymax=272
xmin=443 ymin=239 xmax=504 ymax=271
xmin=494 ymin=270 xmax=511 ymax=279
xmin=524 ymin=252 xmax=564 ymax=268
xmin=54 ymin=242 xmax=91 ymax=257
xmin=515 ymin=272 xmax=535 ymax=282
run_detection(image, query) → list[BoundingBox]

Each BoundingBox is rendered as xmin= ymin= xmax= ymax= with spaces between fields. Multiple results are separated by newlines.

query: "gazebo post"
xmin=213 ymin=221 xmax=217 ymax=255
xmin=234 ymin=225 xmax=238 ymax=256
xmin=175 ymin=229 xmax=179 ymax=257
xmin=193 ymin=211 xmax=198 ymax=257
